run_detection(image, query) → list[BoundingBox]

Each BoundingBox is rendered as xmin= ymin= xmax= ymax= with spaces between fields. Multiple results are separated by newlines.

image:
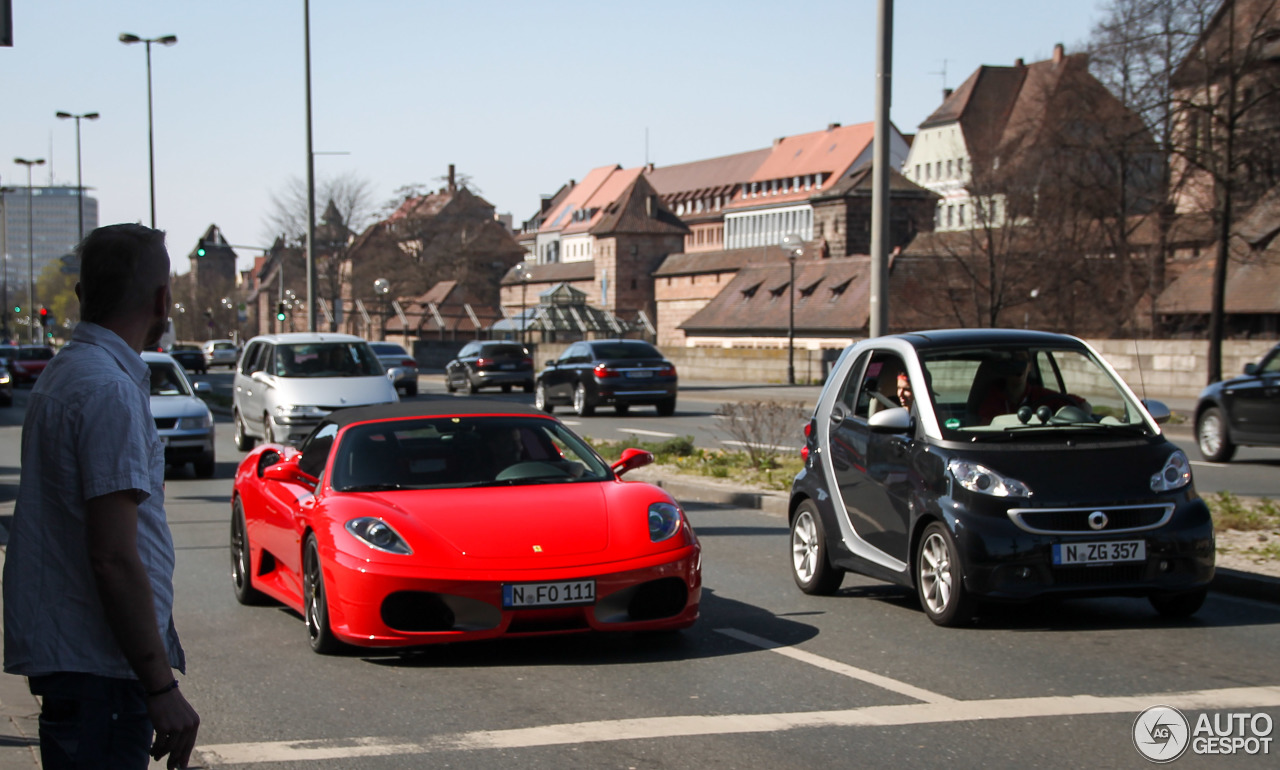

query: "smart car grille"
xmin=1051 ymin=564 xmax=1149 ymax=586
xmin=154 ymin=418 xmax=178 ymax=430
xmin=1008 ymin=504 xmax=1174 ymax=535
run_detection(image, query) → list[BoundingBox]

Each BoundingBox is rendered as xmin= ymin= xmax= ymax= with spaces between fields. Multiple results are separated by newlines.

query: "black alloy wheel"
xmin=304 ymin=534 xmax=344 ymax=654
xmin=230 ymin=499 xmax=267 ymax=605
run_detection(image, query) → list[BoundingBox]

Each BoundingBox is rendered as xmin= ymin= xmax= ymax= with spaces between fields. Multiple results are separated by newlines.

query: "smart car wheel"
xmin=230 ymin=499 xmax=267 ymax=606
xmin=535 ymin=382 xmax=554 ymax=413
xmin=233 ymin=410 xmax=256 ymax=451
xmin=573 ymin=382 xmax=595 ymax=416
xmin=790 ymin=501 xmax=845 ymax=594
xmin=304 ymin=534 xmax=344 ymax=654
xmin=1196 ymin=407 xmax=1235 ymax=463
xmin=1149 ymin=586 xmax=1208 ymax=619
xmin=916 ymin=522 xmax=975 ymax=626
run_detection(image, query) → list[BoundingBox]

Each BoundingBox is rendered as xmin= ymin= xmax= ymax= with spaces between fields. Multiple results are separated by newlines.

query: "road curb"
xmin=640 ymin=471 xmax=1280 ymax=606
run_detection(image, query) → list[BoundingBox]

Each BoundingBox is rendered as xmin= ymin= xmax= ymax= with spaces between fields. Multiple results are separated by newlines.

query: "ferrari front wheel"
xmin=230 ymin=499 xmax=267 ymax=605
xmin=304 ymin=534 xmax=345 ymax=654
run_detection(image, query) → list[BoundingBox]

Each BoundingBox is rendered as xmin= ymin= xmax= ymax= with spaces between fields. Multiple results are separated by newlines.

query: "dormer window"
xmin=741 ymin=281 xmax=762 ymax=299
xmin=829 ymin=279 xmax=851 ymax=298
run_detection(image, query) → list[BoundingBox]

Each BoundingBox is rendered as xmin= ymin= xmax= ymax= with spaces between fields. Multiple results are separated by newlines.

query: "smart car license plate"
xmin=1052 ymin=540 xmax=1145 ymax=565
xmin=503 ymin=580 xmax=596 ymax=608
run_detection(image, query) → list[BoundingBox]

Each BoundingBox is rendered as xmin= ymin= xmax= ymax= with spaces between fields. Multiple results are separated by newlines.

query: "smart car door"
xmin=827 ymin=351 xmax=914 ymax=562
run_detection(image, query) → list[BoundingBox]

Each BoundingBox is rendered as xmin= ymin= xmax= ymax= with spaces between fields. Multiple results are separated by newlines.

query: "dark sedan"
xmin=10 ymin=345 xmax=55 ymax=385
xmin=789 ymin=329 xmax=1213 ymax=626
xmin=535 ymin=339 xmax=677 ymax=416
xmin=445 ymin=341 xmax=534 ymax=394
xmin=1195 ymin=342 xmax=1280 ymax=462
xmin=169 ymin=343 xmax=208 ymax=374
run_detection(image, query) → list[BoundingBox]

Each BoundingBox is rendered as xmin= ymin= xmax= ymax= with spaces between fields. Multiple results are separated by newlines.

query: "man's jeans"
xmin=28 ymin=672 xmax=153 ymax=770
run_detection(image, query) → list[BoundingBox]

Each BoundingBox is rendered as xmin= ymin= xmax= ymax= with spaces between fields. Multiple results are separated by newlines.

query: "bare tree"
xmin=713 ymin=401 xmax=809 ymax=470
xmin=260 ymin=171 xmax=378 ymax=246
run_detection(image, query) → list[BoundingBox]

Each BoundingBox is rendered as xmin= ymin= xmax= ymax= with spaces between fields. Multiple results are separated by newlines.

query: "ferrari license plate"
xmin=1052 ymin=540 xmax=1145 ymax=565
xmin=503 ymin=579 xmax=596 ymax=608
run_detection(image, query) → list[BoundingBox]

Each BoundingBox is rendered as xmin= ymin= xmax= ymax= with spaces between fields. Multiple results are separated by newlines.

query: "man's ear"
xmin=153 ymin=284 xmax=169 ymax=318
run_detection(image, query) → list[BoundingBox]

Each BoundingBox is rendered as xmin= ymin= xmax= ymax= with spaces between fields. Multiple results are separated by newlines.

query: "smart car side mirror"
xmin=1142 ymin=399 xmax=1171 ymax=425
xmin=1244 ymin=362 xmax=1258 ymax=376
xmin=611 ymin=447 xmax=654 ymax=477
xmin=868 ymin=406 xmax=912 ymax=433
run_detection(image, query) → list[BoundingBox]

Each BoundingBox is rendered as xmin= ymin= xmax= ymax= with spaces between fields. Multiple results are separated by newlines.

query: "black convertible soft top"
xmin=323 ymin=398 xmax=549 ymax=428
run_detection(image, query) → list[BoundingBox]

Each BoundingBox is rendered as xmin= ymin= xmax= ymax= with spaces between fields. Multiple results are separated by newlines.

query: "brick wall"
xmin=533 ymin=337 xmax=1276 ymax=396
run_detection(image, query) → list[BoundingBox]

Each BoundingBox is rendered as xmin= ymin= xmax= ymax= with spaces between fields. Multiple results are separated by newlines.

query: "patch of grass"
xmin=589 ymin=436 xmax=803 ymax=491
xmin=1208 ymin=491 xmax=1280 ymax=532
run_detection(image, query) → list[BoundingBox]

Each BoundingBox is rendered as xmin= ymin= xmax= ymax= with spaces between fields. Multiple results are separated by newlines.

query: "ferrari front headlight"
xmin=648 ymin=502 xmax=682 ymax=543
xmin=346 ymin=518 xmax=412 ymax=555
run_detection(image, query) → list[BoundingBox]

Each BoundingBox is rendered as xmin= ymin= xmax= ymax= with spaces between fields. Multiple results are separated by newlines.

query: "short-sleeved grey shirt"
xmin=3 ymin=322 xmax=185 ymax=679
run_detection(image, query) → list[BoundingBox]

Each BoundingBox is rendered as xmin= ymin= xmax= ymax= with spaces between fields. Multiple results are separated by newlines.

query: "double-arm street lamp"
xmin=15 ymin=157 xmax=46 ymax=344
xmin=118 ymin=33 xmax=177 ymax=228
xmin=55 ymin=111 xmax=100 ymax=242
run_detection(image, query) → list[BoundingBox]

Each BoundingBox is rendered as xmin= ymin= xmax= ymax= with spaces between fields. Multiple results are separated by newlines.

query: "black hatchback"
xmin=789 ymin=329 xmax=1214 ymax=626
xmin=535 ymin=339 xmax=677 ymax=416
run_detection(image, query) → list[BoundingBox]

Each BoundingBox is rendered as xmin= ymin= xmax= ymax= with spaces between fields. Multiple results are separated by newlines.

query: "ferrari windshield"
xmin=331 ymin=416 xmax=612 ymax=491
xmin=918 ymin=345 xmax=1152 ymax=438
xmin=272 ymin=342 xmax=382 ymax=378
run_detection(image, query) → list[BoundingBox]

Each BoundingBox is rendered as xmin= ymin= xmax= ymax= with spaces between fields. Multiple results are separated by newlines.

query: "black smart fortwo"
xmin=789 ymin=329 xmax=1214 ymax=626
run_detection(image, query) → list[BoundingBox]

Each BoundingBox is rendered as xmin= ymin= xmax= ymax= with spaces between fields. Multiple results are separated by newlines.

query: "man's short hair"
xmin=77 ymin=224 xmax=169 ymax=324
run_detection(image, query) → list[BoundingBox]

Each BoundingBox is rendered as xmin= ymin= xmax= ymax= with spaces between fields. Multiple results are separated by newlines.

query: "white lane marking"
xmin=197 ymin=685 xmax=1280 ymax=764
xmin=715 ymin=628 xmax=954 ymax=703
xmin=560 ymin=419 xmax=582 ymax=426
xmin=1190 ymin=461 xmax=1230 ymax=468
xmin=620 ymin=428 xmax=678 ymax=438
xmin=721 ymin=439 xmax=799 ymax=453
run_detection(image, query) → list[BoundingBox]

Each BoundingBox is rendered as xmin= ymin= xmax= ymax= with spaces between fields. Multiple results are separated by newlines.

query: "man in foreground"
xmin=3 ymin=224 xmax=200 ymax=769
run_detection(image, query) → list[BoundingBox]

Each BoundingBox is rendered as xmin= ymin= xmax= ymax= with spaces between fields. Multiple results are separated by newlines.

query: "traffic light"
xmin=276 ymin=302 xmax=287 ymax=322
xmin=13 ymin=305 xmax=20 ymax=314
xmin=196 ymin=246 xmax=207 ymax=257
xmin=38 ymin=307 xmax=49 ymax=326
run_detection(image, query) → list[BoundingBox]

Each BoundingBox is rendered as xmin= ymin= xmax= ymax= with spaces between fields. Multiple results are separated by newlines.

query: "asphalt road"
xmin=2 ymin=375 xmax=1278 ymax=769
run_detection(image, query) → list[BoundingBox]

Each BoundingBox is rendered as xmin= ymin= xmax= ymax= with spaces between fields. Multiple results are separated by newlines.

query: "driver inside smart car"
xmin=977 ymin=351 xmax=1087 ymax=425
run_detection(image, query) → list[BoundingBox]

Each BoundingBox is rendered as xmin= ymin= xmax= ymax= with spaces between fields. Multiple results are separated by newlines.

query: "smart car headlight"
xmin=648 ymin=502 xmax=682 ymax=542
xmin=274 ymin=404 xmax=329 ymax=424
xmin=346 ymin=518 xmax=412 ymax=555
xmin=1150 ymin=449 xmax=1192 ymax=492
xmin=948 ymin=459 xmax=1033 ymax=498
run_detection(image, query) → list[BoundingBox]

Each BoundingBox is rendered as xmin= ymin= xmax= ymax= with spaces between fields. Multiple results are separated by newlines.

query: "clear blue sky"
xmin=2 ymin=1 xmax=1107 ymax=274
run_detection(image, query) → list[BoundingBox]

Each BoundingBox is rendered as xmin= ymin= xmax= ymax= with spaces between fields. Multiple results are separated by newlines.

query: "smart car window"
xmin=834 ymin=351 xmax=870 ymax=415
xmin=920 ymin=346 xmax=1148 ymax=437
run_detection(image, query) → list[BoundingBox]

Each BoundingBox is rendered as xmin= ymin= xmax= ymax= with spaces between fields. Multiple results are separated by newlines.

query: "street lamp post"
xmin=118 ymin=33 xmax=177 ymax=229
xmin=374 ymin=278 xmax=390 ymax=341
xmin=514 ymin=262 xmax=531 ymax=345
xmin=15 ymin=157 xmax=46 ymax=344
xmin=55 ymin=111 xmax=100 ymax=242
xmin=781 ymin=234 xmax=804 ymax=386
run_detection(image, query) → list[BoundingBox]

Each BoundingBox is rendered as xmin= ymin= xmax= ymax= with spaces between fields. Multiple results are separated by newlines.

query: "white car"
xmin=143 ymin=351 xmax=216 ymax=478
xmin=232 ymin=332 xmax=398 ymax=448
xmin=203 ymin=339 xmax=239 ymax=368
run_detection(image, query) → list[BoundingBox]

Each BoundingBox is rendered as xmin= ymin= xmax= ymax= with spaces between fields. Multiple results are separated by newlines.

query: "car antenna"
xmin=1133 ymin=339 xmax=1148 ymax=401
